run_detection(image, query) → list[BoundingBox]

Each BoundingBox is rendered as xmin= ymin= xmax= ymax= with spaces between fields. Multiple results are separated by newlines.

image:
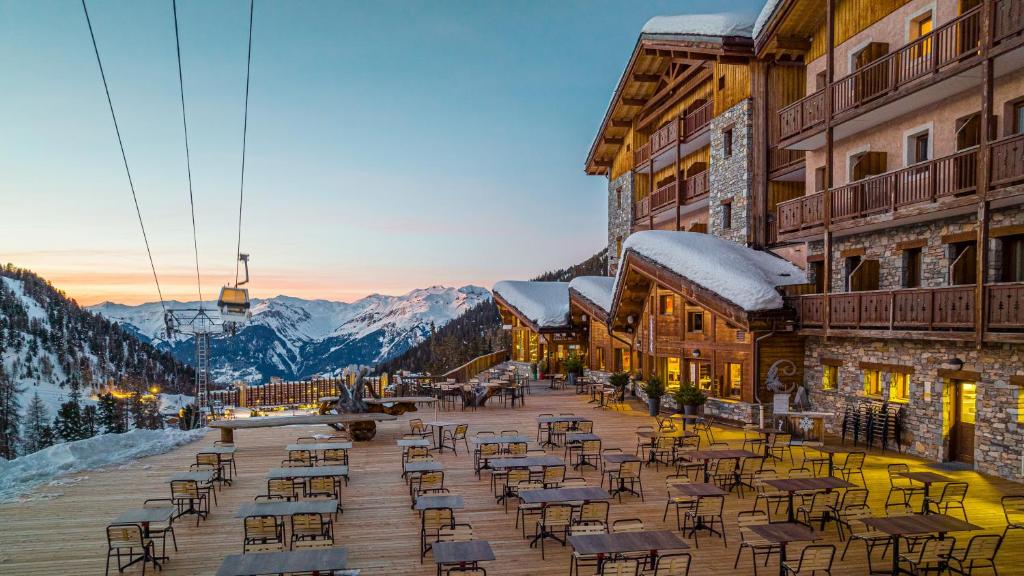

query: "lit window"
xmin=686 ymin=311 xmax=704 ymax=333
xmin=726 ymin=363 xmax=742 ymax=399
xmin=912 ymin=14 xmax=933 ymax=58
xmin=822 ymin=365 xmax=838 ymax=391
xmin=659 ymin=294 xmax=674 ymax=316
xmin=864 ymin=370 xmax=882 ymax=396
xmin=1017 ymin=388 xmax=1024 ymax=424
xmin=666 ymin=357 xmax=681 ymax=388
xmin=890 ymin=372 xmax=910 ymax=403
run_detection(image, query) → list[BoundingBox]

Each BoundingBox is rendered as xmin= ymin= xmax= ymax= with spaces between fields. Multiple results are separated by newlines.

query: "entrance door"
xmin=949 ymin=381 xmax=977 ymax=463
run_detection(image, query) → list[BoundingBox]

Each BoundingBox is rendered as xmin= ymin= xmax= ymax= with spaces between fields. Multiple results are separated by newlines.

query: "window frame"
xmin=902 ymin=246 xmax=923 ymax=288
xmin=686 ymin=311 xmax=704 ymax=333
xmin=863 ymin=369 xmax=883 ymax=397
xmin=721 ymin=200 xmax=733 ymax=230
xmin=723 ymin=128 xmax=734 ymax=158
xmin=822 ymin=364 xmax=838 ymax=391
xmin=658 ymin=294 xmax=675 ymax=316
xmin=889 ymin=372 xmax=910 ymax=403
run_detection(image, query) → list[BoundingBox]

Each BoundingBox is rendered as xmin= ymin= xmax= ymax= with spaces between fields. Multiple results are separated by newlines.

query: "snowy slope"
xmin=90 ymin=286 xmax=491 ymax=383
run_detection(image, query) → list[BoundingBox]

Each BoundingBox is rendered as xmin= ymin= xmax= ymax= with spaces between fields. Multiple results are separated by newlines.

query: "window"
xmin=718 ymin=75 xmax=725 ymax=91
xmin=1001 ymin=97 xmax=1024 ymax=136
xmin=846 ymin=256 xmax=880 ymax=292
xmin=616 ymin=236 xmax=623 ymax=258
xmin=1016 ymin=101 xmax=1024 ymax=135
xmin=850 ymin=151 xmax=887 ymax=181
xmin=686 ymin=311 xmax=704 ymax=333
xmin=666 ymin=357 xmax=681 ymax=386
xmin=658 ymin=294 xmax=674 ymax=316
xmin=908 ymin=131 xmax=930 ymax=164
xmin=725 ymin=363 xmax=742 ymax=399
xmin=890 ymin=372 xmax=910 ymax=403
xmin=810 ymin=260 xmax=825 ymax=293
xmin=1002 ymin=235 xmax=1024 ymax=282
xmin=721 ymin=201 xmax=733 ymax=230
xmin=955 ymin=113 xmax=981 ymax=150
xmin=723 ymin=128 xmax=734 ymax=157
xmin=902 ymin=247 xmax=922 ymax=288
xmin=948 ymin=241 xmax=977 ymax=285
xmin=814 ymin=166 xmax=827 ymax=192
xmin=822 ymin=365 xmax=838 ymax=391
xmin=911 ymin=13 xmax=933 ymax=58
xmin=595 ymin=347 xmax=605 ymax=371
xmin=615 ymin=348 xmax=631 ymax=373
xmin=616 ymin=187 xmax=622 ymax=209
xmin=815 ymin=71 xmax=827 ymax=91
xmin=863 ymin=370 xmax=882 ymax=396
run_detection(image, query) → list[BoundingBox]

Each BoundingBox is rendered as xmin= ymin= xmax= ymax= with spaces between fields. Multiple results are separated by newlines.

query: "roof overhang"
xmin=493 ymin=292 xmax=569 ymax=334
xmin=569 ymin=288 xmax=609 ymax=325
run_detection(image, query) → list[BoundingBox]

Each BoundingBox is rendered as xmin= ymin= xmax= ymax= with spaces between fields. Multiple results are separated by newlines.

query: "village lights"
xmin=149 ymin=385 xmax=160 ymax=395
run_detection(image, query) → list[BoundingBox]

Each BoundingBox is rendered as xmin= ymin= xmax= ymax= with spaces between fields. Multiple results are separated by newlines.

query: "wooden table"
xmin=568 ymin=530 xmax=689 ymax=566
xmin=565 ymin=432 xmax=601 ymax=442
xmin=470 ymin=435 xmax=531 ymax=445
xmin=404 ymin=461 xmax=444 ymax=474
xmin=112 ymin=507 xmax=176 ymax=561
xmin=537 ymin=416 xmax=588 ymax=447
xmin=488 ymin=456 xmax=563 ymax=469
xmin=748 ymin=522 xmax=817 ymax=576
xmin=424 ymin=421 xmax=459 ymax=452
xmin=266 ymin=466 xmax=348 ymax=480
xmin=895 ymin=472 xmax=954 ymax=513
xmin=235 ymin=499 xmax=339 ymax=518
xmin=518 ymin=486 xmax=610 ymax=504
xmin=668 ymin=482 xmax=727 ymax=497
xmin=432 ymin=540 xmax=495 ymax=576
xmin=209 ymin=412 xmax=395 ymax=444
xmin=683 ymin=449 xmax=758 ymax=483
xmin=808 ymin=444 xmax=849 ymax=477
xmin=414 ymin=494 xmax=465 ymax=511
xmin=762 ymin=477 xmax=854 ymax=522
xmin=216 ymin=548 xmax=349 ymax=576
xmin=862 ymin=514 xmax=983 ymax=575
xmin=166 ymin=470 xmax=214 ymax=483
xmin=286 ymin=442 xmax=352 ymax=452
xmin=601 ymin=454 xmax=642 ymax=498
xmin=397 ymin=438 xmax=430 ymax=448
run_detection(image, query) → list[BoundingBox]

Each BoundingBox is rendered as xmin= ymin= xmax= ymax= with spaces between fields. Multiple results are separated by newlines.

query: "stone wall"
xmin=803 ymin=336 xmax=1024 ymax=481
xmin=708 ymin=99 xmax=753 ymax=245
xmin=607 ymin=171 xmax=633 ymax=276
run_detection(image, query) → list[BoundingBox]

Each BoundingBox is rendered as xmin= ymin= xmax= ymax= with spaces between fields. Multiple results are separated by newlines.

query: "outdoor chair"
xmin=169 ymin=479 xmax=209 ymax=525
xmin=839 ymin=488 xmax=869 ymax=512
xmin=663 ymin=474 xmax=696 ymax=530
xmin=886 ymin=463 xmax=925 ymax=508
xmin=475 ymin=442 xmax=500 ymax=477
xmin=412 ymin=471 xmax=448 ymax=508
xmin=290 ymin=512 xmax=333 ymax=549
xmin=833 ymin=452 xmax=867 ymax=486
xmin=839 ymin=505 xmax=889 ymax=572
xmin=440 ymin=424 xmax=470 ymax=455
xmin=741 ymin=425 xmax=766 ymax=456
xmin=287 ymin=449 xmax=315 ymax=467
xmin=1003 ymin=495 xmax=1024 ymax=539
xmin=194 ymin=451 xmax=231 ymax=487
xmin=634 ymin=426 xmax=654 ymax=456
xmin=612 ymin=518 xmax=645 ymax=532
xmin=501 ymin=429 xmax=519 ymax=436
xmin=651 ymin=553 xmax=692 ymax=576
xmin=735 ymin=456 xmax=765 ymax=498
xmin=536 ymin=503 xmax=574 ymax=559
xmin=649 ymin=436 xmax=677 ymax=470
xmin=673 ymin=446 xmax=704 ymax=481
xmin=321 ymin=447 xmax=348 ymax=466
xmin=537 ymin=414 xmax=553 ymax=442
xmin=562 ymin=476 xmax=589 ymax=488
xmin=577 ymin=420 xmax=594 ymax=433
xmin=502 ymin=468 xmax=532 ymax=513
xmin=295 ymin=436 xmax=318 ymax=443
xmin=947 ymin=534 xmax=1002 ymax=575
xmin=266 ymin=478 xmax=299 ymax=501
xmin=596 ymin=559 xmax=639 ymax=576
xmin=768 ymin=433 xmax=794 ymax=465
xmin=796 ymin=491 xmax=840 ymax=534
xmin=542 ymin=464 xmax=567 ymax=489
xmin=608 ymin=460 xmax=644 ymax=502
xmin=898 ymin=536 xmax=955 ymax=575
xmin=106 ymin=523 xmax=160 ymax=575
xmin=550 ymin=421 xmax=571 ymax=447
xmin=305 ymin=475 xmax=343 ymax=515
xmin=409 ymin=418 xmax=431 ymax=439
xmin=243 ymin=515 xmax=285 ymax=553
xmin=420 ymin=507 xmax=454 ymax=561
xmin=569 ymin=522 xmax=606 ymax=576
xmin=710 ymin=458 xmax=739 ymax=492
xmin=926 ymin=482 xmax=969 ymax=521
xmin=682 ymin=495 xmax=726 ymax=548
xmin=141 ymin=498 xmax=178 ymax=556
xmin=752 ymin=469 xmax=787 ymax=518
xmin=782 ymin=544 xmax=835 ymax=575
xmin=507 ymin=441 xmax=529 ymax=457
xmin=437 ymin=523 xmax=475 ymax=544
xmin=445 ymin=568 xmax=486 ymax=576
xmin=734 ymin=510 xmax=780 ymax=574
xmin=574 ymin=439 xmax=602 ymax=470
xmin=515 ymin=480 xmax=545 ymax=538
xmin=576 ymin=500 xmax=609 ymax=528
xmin=601 ymin=448 xmax=624 ymax=477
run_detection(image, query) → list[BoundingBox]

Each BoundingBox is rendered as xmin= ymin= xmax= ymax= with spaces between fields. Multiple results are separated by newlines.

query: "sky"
xmin=0 ymin=0 xmax=764 ymax=306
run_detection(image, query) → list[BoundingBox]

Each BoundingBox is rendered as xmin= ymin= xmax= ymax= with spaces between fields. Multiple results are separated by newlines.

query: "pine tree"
xmin=179 ymin=404 xmax=195 ymax=430
xmin=141 ymin=396 xmax=163 ymax=430
xmin=97 ymin=392 xmax=126 ymax=434
xmin=54 ymin=399 xmax=85 ymax=441
xmin=0 ymin=362 xmax=23 ymax=459
xmin=128 ymin=392 xmax=146 ymax=429
xmin=81 ymin=404 xmax=98 ymax=438
xmin=22 ymin=392 xmax=51 ymax=454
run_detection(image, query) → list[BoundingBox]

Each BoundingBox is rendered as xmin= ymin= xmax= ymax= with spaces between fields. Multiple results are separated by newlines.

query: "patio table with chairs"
xmin=235 ymin=499 xmax=339 ymax=519
xmin=398 ymin=437 xmax=431 ymax=448
xmin=681 ymin=449 xmax=758 ymax=484
xmin=861 ymin=513 xmax=983 ymax=575
xmin=746 ymin=522 xmax=821 ymax=576
xmin=761 ymin=477 xmax=854 ymax=522
xmin=285 ymin=441 xmax=353 ymax=453
xmin=267 ymin=465 xmax=349 ymax=481
xmin=110 ymin=506 xmax=177 ymax=563
xmin=431 ymin=539 xmax=495 ymax=576
xmin=487 ymin=455 xmax=564 ymax=469
xmin=216 ymin=548 xmax=350 ymax=576
xmin=568 ymin=530 xmax=690 ymax=569
xmin=893 ymin=471 xmax=954 ymax=513
xmin=518 ymin=486 xmax=610 ymax=505
xmin=423 ymin=421 xmax=460 ymax=453
xmin=415 ymin=494 xmax=465 ymax=511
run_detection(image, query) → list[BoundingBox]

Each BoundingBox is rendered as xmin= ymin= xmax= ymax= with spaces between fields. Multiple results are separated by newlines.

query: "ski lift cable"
xmin=172 ymin=0 xmax=204 ymax=305
xmin=234 ymin=0 xmax=254 ymax=288
xmin=81 ymin=0 xmax=167 ymax=315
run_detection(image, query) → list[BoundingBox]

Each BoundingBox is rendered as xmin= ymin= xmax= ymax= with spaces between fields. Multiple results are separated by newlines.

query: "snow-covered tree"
xmin=97 ymin=392 xmax=126 ymax=434
xmin=0 ymin=362 xmax=24 ymax=459
xmin=22 ymin=392 xmax=54 ymax=454
xmin=54 ymin=398 xmax=85 ymax=441
xmin=81 ymin=404 xmax=98 ymax=438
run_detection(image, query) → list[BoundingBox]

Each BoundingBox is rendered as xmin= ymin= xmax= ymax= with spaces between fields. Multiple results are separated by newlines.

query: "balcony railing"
xmin=634 ymin=196 xmax=650 ymax=220
xmin=991 ymin=132 xmax=1024 ymax=187
xmin=768 ymin=147 xmax=806 ymax=174
xmin=651 ymin=181 xmax=676 ymax=212
xmin=777 ymin=190 xmax=825 ymax=233
xmin=683 ymin=170 xmax=709 ymax=201
xmin=797 ymin=284 xmax=1024 ymax=332
xmin=632 ymin=170 xmax=709 ymax=224
xmin=633 ymin=101 xmax=713 ymax=168
xmin=776 ymin=6 xmax=1006 ymax=142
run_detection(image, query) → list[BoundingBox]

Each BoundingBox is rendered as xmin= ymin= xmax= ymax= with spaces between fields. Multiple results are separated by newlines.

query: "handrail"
xmin=442 ymin=349 xmax=510 ymax=383
xmin=634 ymin=100 xmax=713 ymax=168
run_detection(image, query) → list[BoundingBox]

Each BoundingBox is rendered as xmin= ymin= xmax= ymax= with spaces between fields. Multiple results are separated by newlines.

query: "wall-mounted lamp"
xmin=626 ymin=314 xmax=635 ymax=325
xmin=581 ymin=314 xmax=588 ymax=323
xmin=691 ymin=349 xmax=701 ymax=359
xmin=946 ymin=357 xmax=965 ymax=371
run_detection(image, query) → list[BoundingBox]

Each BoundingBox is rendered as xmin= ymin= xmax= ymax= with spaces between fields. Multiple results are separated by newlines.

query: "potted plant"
xmin=609 ymin=371 xmax=629 ymax=402
xmin=674 ymin=384 xmax=707 ymax=416
xmin=537 ymin=358 xmax=548 ymax=380
xmin=641 ymin=376 xmax=666 ymax=416
xmin=563 ymin=354 xmax=584 ymax=387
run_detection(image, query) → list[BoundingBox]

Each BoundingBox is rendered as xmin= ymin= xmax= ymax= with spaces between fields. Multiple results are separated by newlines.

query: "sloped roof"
xmin=614 ymin=231 xmax=806 ymax=312
xmin=568 ymin=276 xmax=615 ymax=314
xmin=492 ymin=281 xmax=570 ymax=329
xmin=642 ymin=13 xmax=754 ymax=39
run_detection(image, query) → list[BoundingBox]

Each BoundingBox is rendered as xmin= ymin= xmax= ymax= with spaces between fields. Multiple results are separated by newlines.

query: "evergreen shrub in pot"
xmin=674 ymin=384 xmax=707 ymax=416
xmin=641 ymin=376 xmax=666 ymax=416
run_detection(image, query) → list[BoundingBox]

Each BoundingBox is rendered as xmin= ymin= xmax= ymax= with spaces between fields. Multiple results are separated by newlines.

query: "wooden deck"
xmin=1 ymin=384 xmax=1020 ymax=575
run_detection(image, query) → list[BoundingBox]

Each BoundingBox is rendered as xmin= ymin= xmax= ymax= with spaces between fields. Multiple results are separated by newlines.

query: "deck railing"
xmin=633 ymin=101 xmax=713 ymax=168
xmin=683 ymin=170 xmax=709 ymax=201
xmin=442 ymin=349 xmax=510 ymax=383
xmin=633 ymin=170 xmax=709 ymax=224
xmin=651 ymin=181 xmax=677 ymax=212
xmin=769 ymin=147 xmax=806 ymax=174
xmin=798 ymin=283 xmax=1024 ymax=333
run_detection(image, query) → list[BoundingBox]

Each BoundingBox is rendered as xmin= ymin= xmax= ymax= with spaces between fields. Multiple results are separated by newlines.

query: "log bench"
xmin=209 ymin=413 xmax=397 ymax=443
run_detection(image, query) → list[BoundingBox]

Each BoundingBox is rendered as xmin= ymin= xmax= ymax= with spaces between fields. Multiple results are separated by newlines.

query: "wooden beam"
xmin=632 ymin=73 xmax=660 ymax=83
xmin=637 ymin=65 xmax=712 ymax=130
xmin=622 ymin=98 xmax=646 ymax=107
xmin=603 ymin=137 xmax=624 ymax=145
xmin=610 ymin=119 xmax=632 ymax=129
xmin=773 ymin=35 xmax=812 ymax=52
xmin=593 ymin=159 xmax=613 ymax=167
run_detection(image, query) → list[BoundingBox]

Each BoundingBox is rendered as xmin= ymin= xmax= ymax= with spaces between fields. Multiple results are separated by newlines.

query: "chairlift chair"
xmin=217 ymin=286 xmax=250 ymax=322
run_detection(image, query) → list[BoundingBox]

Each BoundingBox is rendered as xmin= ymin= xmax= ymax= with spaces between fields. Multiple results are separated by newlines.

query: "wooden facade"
xmin=494 ymin=294 xmax=582 ymax=374
xmin=568 ymin=289 xmax=631 ymax=374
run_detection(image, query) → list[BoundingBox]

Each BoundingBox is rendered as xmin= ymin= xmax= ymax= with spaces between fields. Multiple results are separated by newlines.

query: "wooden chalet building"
xmin=568 ymin=276 xmax=631 ymax=374
xmin=754 ymin=0 xmax=1024 ymax=480
xmin=492 ymin=281 xmax=582 ymax=374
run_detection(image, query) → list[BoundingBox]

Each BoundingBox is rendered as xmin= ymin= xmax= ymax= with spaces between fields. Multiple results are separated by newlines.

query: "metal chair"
xmin=925 ymin=482 xmax=969 ymax=521
xmin=682 ymin=495 xmax=726 ymax=548
xmin=242 ymin=514 xmax=285 ymax=553
xmin=535 ymin=503 xmax=573 ymax=559
xmin=946 ymin=534 xmax=1002 ymax=575
xmin=289 ymin=512 xmax=333 ymax=549
xmin=782 ymin=544 xmax=835 ymax=575
xmin=1003 ymin=495 xmax=1024 ymax=539
xmin=419 ymin=507 xmax=454 ymax=561
xmin=652 ymin=553 xmax=692 ymax=576
xmin=734 ymin=510 xmax=780 ymax=574
xmin=833 ymin=451 xmax=867 ymax=486
xmin=105 ymin=523 xmax=159 ymax=575
xmin=898 ymin=536 xmax=955 ymax=575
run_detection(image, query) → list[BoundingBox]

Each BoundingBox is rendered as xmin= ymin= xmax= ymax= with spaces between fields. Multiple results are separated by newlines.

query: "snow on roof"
xmin=615 ymin=231 xmax=807 ymax=312
xmin=492 ymin=281 xmax=570 ymax=328
xmin=569 ymin=276 xmax=615 ymax=314
xmin=753 ymin=0 xmax=783 ymax=39
xmin=642 ymin=13 xmax=754 ymax=38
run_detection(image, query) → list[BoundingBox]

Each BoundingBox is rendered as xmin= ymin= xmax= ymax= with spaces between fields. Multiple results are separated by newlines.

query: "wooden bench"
xmin=209 ymin=413 xmax=397 ymax=443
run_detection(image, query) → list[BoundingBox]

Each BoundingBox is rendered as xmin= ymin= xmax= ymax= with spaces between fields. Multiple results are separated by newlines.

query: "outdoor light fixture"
xmin=581 ymin=314 xmax=588 ymax=322
xmin=691 ymin=349 xmax=701 ymax=358
xmin=627 ymin=315 xmax=635 ymax=325
xmin=947 ymin=357 xmax=965 ymax=371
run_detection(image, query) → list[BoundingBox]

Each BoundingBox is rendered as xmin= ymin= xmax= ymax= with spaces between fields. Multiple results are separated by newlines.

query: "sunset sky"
xmin=1 ymin=0 xmax=761 ymax=306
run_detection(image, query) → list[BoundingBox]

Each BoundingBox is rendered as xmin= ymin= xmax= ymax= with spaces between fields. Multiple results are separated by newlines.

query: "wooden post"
xmin=751 ymin=59 xmax=769 ymax=248
xmin=674 ymin=121 xmax=682 ymax=231
xmin=823 ymin=0 xmax=836 ymax=339
xmin=976 ymin=1 xmax=995 ymax=347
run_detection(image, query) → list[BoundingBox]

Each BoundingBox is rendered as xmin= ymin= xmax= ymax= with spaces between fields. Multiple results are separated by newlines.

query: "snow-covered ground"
xmin=0 ymin=427 xmax=207 ymax=503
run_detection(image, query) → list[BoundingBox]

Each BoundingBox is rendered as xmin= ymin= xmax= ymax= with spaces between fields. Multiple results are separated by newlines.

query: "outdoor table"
xmin=112 ymin=507 xmax=175 ymax=561
xmin=286 ymin=442 xmax=352 ymax=452
xmin=862 ymin=514 xmax=983 ymax=576
xmin=602 ymin=453 xmax=641 ymax=497
xmin=398 ymin=437 xmax=431 ymax=448
xmin=807 ymin=444 xmax=848 ymax=477
xmin=216 ymin=548 xmax=349 ymax=576
xmin=235 ymin=499 xmax=339 ymax=518
xmin=682 ymin=449 xmax=758 ymax=483
xmin=762 ymin=477 xmax=854 ymax=522
xmin=537 ymin=415 xmax=588 ymax=447
xmin=565 ymin=432 xmax=601 ymax=442
xmin=518 ymin=486 xmax=611 ymax=504
xmin=166 ymin=470 xmax=214 ymax=483
xmin=424 ymin=421 xmax=458 ymax=452
xmin=568 ymin=530 xmax=689 ymax=567
xmin=432 ymin=540 xmax=495 ymax=576
xmin=668 ymin=482 xmax=727 ymax=497
xmin=470 ymin=435 xmax=531 ymax=445
xmin=201 ymin=446 xmax=236 ymax=454
xmin=488 ymin=456 xmax=563 ymax=469
xmin=671 ymin=413 xmax=703 ymax=430
xmin=895 ymin=471 xmax=954 ymax=513
xmin=747 ymin=522 xmax=817 ymax=576
xmin=267 ymin=465 xmax=348 ymax=480
xmin=404 ymin=460 xmax=444 ymax=475
xmin=415 ymin=494 xmax=465 ymax=511
xmin=595 ymin=386 xmax=617 ymax=409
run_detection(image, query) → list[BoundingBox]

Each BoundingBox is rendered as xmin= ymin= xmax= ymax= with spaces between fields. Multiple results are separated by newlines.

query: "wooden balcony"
xmin=797 ymin=283 xmax=1024 ymax=336
xmin=768 ymin=147 xmax=805 ymax=176
xmin=633 ymin=101 xmax=712 ymax=168
xmin=776 ymin=5 xmax=1024 ymax=144
xmin=632 ymin=170 xmax=709 ymax=226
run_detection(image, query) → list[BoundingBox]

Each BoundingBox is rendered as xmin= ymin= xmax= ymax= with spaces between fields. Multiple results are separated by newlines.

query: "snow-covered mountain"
xmin=89 ymin=286 xmax=491 ymax=383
